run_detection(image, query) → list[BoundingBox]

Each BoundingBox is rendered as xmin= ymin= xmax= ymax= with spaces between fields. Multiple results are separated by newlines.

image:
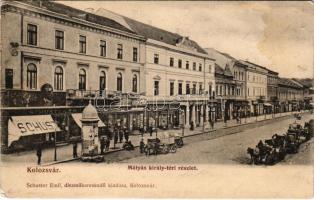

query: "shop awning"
xmin=264 ymin=103 xmax=272 ymax=107
xmin=71 ymin=113 xmax=106 ymax=128
xmin=8 ymin=115 xmax=61 ymax=146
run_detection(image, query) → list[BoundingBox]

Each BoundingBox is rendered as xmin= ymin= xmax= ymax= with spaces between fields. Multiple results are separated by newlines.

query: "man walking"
xmin=72 ymin=142 xmax=78 ymax=158
xmin=36 ymin=145 xmax=42 ymax=165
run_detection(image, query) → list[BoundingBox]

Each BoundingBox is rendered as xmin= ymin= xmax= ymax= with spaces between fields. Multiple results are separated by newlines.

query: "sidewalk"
xmin=0 ymin=111 xmax=305 ymax=165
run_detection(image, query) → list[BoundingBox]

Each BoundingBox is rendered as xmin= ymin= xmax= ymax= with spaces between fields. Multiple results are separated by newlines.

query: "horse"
xmin=247 ymin=147 xmax=260 ymax=165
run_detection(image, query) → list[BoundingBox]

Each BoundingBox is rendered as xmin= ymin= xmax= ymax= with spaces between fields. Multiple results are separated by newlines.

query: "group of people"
xmin=100 ymin=125 xmax=131 ymax=153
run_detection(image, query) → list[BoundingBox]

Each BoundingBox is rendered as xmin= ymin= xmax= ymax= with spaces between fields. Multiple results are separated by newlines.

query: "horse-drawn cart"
xmin=144 ymin=132 xmax=177 ymax=155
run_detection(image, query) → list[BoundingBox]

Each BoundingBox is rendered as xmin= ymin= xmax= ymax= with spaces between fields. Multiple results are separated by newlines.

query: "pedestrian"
xmin=149 ymin=126 xmax=153 ymax=137
xmin=100 ymin=137 xmax=105 ymax=154
xmin=119 ymin=129 xmax=123 ymax=143
xmin=72 ymin=142 xmax=78 ymax=158
xmin=36 ymin=145 xmax=42 ymax=165
xmin=190 ymin=121 xmax=194 ymax=131
xmin=124 ymin=129 xmax=129 ymax=142
xmin=140 ymin=139 xmax=145 ymax=153
xmin=114 ymin=128 xmax=118 ymax=146
xmin=210 ymin=119 xmax=214 ymax=129
xmin=105 ymin=136 xmax=110 ymax=151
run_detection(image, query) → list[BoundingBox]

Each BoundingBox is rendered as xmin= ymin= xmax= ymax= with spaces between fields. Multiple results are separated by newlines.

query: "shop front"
xmin=7 ymin=115 xmax=62 ymax=150
xmin=263 ymin=103 xmax=273 ymax=114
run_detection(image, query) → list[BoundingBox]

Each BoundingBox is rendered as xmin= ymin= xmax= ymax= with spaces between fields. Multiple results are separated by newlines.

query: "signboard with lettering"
xmin=8 ymin=115 xmax=61 ymax=145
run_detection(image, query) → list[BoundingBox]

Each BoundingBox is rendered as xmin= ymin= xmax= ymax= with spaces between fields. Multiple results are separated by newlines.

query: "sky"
xmin=60 ymin=1 xmax=314 ymax=79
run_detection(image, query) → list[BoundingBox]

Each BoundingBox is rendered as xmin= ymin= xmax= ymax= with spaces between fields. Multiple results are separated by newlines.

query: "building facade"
xmin=240 ymin=61 xmax=268 ymax=116
xmin=95 ymin=9 xmax=216 ymax=129
xmin=206 ymin=49 xmax=248 ymax=122
xmin=266 ymin=70 xmax=279 ymax=114
xmin=278 ymin=78 xmax=304 ymax=112
xmin=1 ymin=1 xmax=148 ymax=150
xmin=1 ymin=1 xmax=146 ymax=107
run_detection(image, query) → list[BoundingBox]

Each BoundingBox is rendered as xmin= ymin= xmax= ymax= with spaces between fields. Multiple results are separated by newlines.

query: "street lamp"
xmin=181 ymin=109 xmax=185 ymax=137
xmin=53 ymin=121 xmax=57 ymax=161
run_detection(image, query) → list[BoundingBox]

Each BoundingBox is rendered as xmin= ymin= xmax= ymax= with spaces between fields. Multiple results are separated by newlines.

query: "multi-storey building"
xmin=1 ymin=1 xmax=215 ymax=151
xmin=95 ymin=9 xmax=216 ymax=129
xmin=266 ymin=69 xmax=279 ymax=113
xmin=214 ymin=63 xmax=234 ymax=121
xmin=278 ymin=78 xmax=304 ymax=112
xmin=239 ymin=61 xmax=268 ymax=116
xmin=1 ymin=1 xmax=148 ymax=150
xmin=206 ymin=49 xmax=248 ymax=121
xmin=1 ymin=1 xmax=146 ymax=107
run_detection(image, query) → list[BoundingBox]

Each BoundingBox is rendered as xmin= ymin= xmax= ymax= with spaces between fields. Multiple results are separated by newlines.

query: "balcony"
xmin=66 ymin=89 xmax=143 ymax=106
xmin=1 ymin=89 xmax=66 ymax=107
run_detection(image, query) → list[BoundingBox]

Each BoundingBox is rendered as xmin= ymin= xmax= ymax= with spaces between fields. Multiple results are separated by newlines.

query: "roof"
xmin=21 ymin=1 xmax=136 ymax=34
xmin=292 ymin=78 xmax=313 ymax=88
xmin=215 ymin=63 xmax=234 ymax=80
xmin=278 ymin=78 xmax=303 ymax=89
xmin=123 ymin=16 xmax=207 ymax=54
xmin=215 ymin=63 xmax=224 ymax=75
xmin=224 ymin=65 xmax=233 ymax=77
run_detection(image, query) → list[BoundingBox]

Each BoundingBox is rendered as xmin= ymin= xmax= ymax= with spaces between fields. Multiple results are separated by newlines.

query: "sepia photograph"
xmin=0 ymin=0 xmax=313 ymax=198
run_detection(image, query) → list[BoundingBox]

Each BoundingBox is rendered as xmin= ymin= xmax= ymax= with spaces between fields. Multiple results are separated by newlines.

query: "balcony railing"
xmin=66 ymin=89 xmax=143 ymax=99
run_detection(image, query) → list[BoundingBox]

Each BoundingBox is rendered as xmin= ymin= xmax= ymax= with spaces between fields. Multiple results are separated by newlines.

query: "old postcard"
xmin=0 ymin=0 xmax=313 ymax=198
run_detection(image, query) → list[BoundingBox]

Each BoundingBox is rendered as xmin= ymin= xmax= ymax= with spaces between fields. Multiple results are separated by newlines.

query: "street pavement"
xmin=0 ymin=110 xmax=308 ymax=165
xmin=115 ymin=113 xmax=313 ymax=165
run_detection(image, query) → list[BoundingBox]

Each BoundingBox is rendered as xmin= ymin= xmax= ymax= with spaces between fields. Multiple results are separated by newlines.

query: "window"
xmin=100 ymin=40 xmax=106 ymax=57
xmin=178 ymin=83 xmax=182 ymax=95
xmin=27 ymin=24 xmax=37 ymax=45
xmin=5 ymin=69 xmax=13 ymax=89
xmin=154 ymin=54 xmax=159 ymax=64
xmin=199 ymin=84 xmax=203 ymax=94
xmin=99 ymin=71 xmax=106 ymax=91
xmin=79 ymin=35 xmax=86 ymax=53
xmin=117 ymin=72 xmax=123 ymax=92
xmin=154 ymin=81 xmax=159 ymax=96
xmin=55 ymin=30 xmax=64 ymax=50
xmin=27 ymin=63 xmax=37 ymax=89
xmin=199 ymin=64 xmax=202 ymax=72
xmin=186 ymin=83 xmax=190 ymax=94
xmin=170 ymin=57 xmax=174 ymax=67
xmin=54 ymin=66 xmax=63 ymax=90
xmin=133 ymin=47 xmax=138 ymax=62
xmin=178 ymin=59 xmax=182 ymax=68
xmin=117 ymin=44 xmax=123 ymax=59
xmin=192 ymin=84 xmax=196 ymax=94
xmin=170 ymin=82 xmax=174 ymax=96
xmin=193 ymin=62 xmax=196 ymax=71
xmin=79 ymin=68 xmax=86 ymax=90
xmin=186 ymin=61 xmax=189 ymax=70
xmin=132 ymin=74 xmax=138 ymax=93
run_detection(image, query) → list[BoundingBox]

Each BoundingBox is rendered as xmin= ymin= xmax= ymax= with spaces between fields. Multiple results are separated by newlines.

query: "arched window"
xmin=79 ymin=69 xmax=86 ymax=90
xmin=117 ymin=72 xmax=122 ymax=92
xmin=54 ymin=66 xmax=63 ymax=90
xmin=99 ymin=71 xmax=106 ymax=91
xmin=132 ymin=74 xmax=137 ymax=93
xmin=27 ymin=63 xmax=37 ymax=89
